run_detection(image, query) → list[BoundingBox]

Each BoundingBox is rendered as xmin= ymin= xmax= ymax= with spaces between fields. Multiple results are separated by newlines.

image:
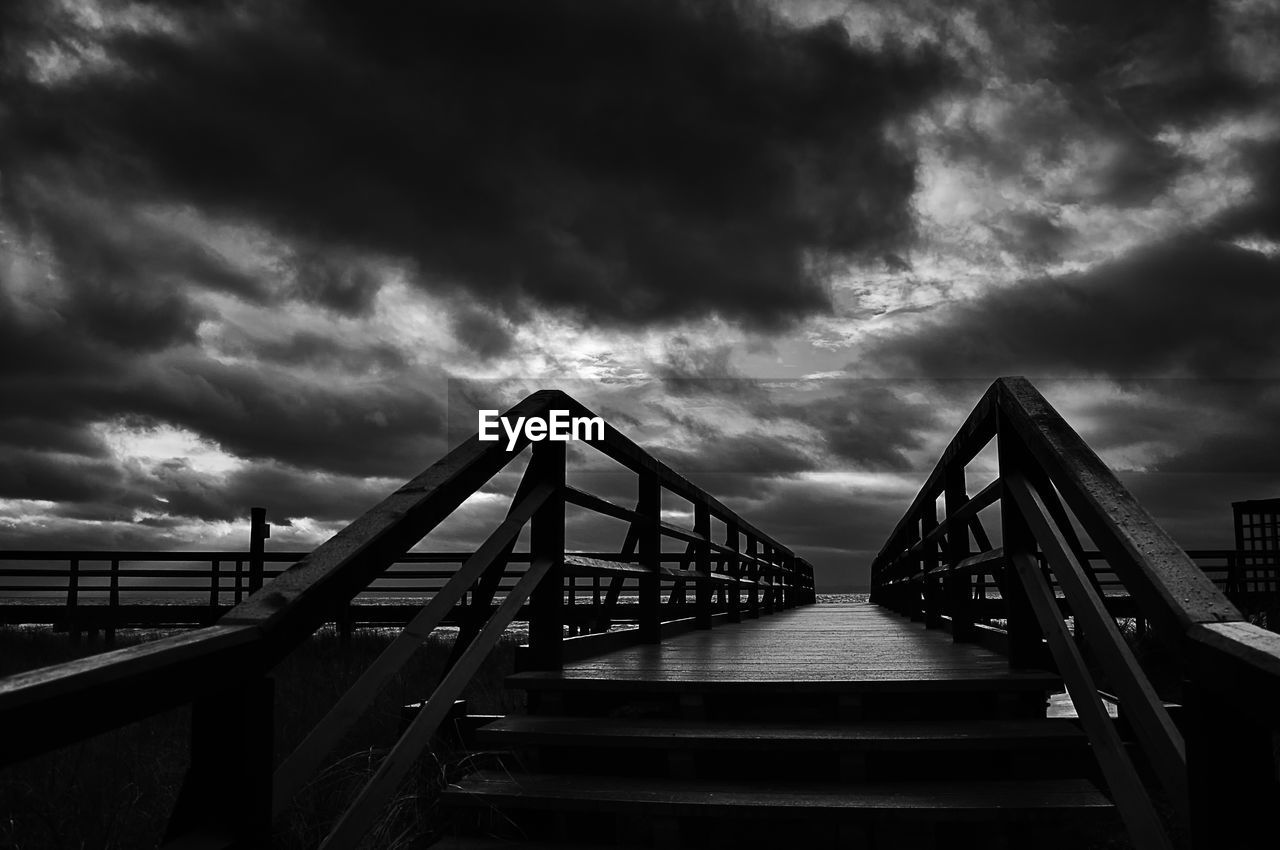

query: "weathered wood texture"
xmin=870 ymin=376 xmax=1280 ymax=850
xmin=0 ymin=388 xmax=812 ymax=850
xmin=444 ymin=602 xmax=1119 ymax=847
xmin=511 ymin=604 xmax=1059 ymax=692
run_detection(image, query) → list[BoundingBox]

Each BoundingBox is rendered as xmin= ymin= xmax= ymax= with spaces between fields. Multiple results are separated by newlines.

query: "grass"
xmin=0 ymin=624 xmax=524 ymax=849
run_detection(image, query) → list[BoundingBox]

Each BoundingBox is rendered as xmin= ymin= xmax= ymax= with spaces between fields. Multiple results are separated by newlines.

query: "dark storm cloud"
xmin=450 ymin=305 xmax=516 ymax=361
xmin=934 ymin=81 xmax=1186 ymax=210
xmin=732 ymin=479 xmax=910 ymax=590
xmin=860 ymin=243 xmax=1280 ymax=548
xmin=0 ymin=449 xmax=126 ymax=504
xmin=654 ymin=339 xmax=959 ymax=472
xmin=655 ymin=432 xmax=817 ymax=478
xmin=912 ymin=0 xmax=1272 ymax=265
xmin=1036 ymin=0 xmax=1266 ymax=126
xmin=1122 ymin=472 xmax=1280 ymax=550
xmin=1150 ymin=385 xmax=1280 ymax=475
xmin=871 ymin=240 xmax=1280 ymax=379
xmin=4 ymin=0 xmax=946 ymax=329
xmin=0 ymin=417 xmax=108 ymax=459
xmin=771 ymin=385 xmax=947 ymax=471
xmin=153 ymin=462 xmax=394 ymax=524
xmin=0 ymin=291 xmax=447 ymax=480
xmin=100 ymin=359 xmax=446 ymax=477
xmin=1 ymin=166 xmax=270 ymax=311
xmin=1210 ymin=139 xmax=1280 ymax=240
xmin=989 ymin=211 xmax=1071 ymax=264
xmin=285 ymin=251 xmax=384 ymax=317
xmin=228 ymin=331 xmax=407 ymax=374
xmin=0 ymin=436 xmax=421 ymax=528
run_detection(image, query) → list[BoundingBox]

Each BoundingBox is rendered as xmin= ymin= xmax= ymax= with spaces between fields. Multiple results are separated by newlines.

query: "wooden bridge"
xmin=1 ymin=378 xmax=1278 ymax=849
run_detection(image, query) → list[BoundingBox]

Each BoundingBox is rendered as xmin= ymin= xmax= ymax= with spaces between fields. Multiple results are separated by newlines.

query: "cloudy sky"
xmin=1 ymin=0 xmax=1278 ymax=591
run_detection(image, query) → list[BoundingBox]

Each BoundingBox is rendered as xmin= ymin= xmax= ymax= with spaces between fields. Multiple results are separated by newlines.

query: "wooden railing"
xmin=0 ymin=547 xmax=812 ymax=641
xmin=871 ymin=376 xmax=1280 ymax=850
xmin=0 ymin=390 xmax=813 ymax=849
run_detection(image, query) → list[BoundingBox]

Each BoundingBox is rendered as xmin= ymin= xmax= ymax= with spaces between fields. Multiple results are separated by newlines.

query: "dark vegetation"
xmin=0 ymin=625 xmax=522 ymax=849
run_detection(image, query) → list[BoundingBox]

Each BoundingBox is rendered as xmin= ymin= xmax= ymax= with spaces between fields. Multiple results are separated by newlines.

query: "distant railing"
xmin=871 ymin=376 xmax=1280 ymax=850
xmin=0 ymin=390 xmax=813 ymax=849
xmin=0 ymin=546 xmax=812 ymax=641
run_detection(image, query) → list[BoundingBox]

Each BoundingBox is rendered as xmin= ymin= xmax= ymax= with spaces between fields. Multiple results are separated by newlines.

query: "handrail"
xmin=871 ymin=376 xmax=1280 ymax=850
xmin=0 ymin=389 xmax=813 ymax=849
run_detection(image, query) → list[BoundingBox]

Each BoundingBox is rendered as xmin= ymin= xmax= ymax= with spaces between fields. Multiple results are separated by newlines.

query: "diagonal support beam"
xmin=319 ymin=555 xmax=554 ymax=850
xmin=1005 ymin=468 xmax=1187 ymax=810
xmin=272 ymin=479 xmax=554 ymax=817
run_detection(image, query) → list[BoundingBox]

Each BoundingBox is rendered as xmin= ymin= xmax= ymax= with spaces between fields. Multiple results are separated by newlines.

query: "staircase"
xmin=439 ymin=605 xmax=1121 ymax=849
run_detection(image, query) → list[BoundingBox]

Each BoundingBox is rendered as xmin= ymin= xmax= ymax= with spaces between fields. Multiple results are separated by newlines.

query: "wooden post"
xmin=106 ymin=559 xmax=120 ymax=646
xmin=165 ymin=677 xmax=274 ymax=846
xmin=638 ymin=471 xmax=662 ymax=643
xmin=906 ymin=521 xmax=924 ymax=622
xmin=761 ymin=543 xmax=775 ymax=616
xmin=248 ymin=507 xmax=268 ymax=594
xmin=338 ymin=601 xmax=353 ymax=643
xmin=67 ymin=557 xmax=80 ymax=644
xmin=922 ymin=508 xmax=941 ymax=628
xmin=694 ymin=502 xmax=712 ymax=629
xmin=726 ymin=521 xmax=741 ymax=623
xmin=944 ymin=468 xmax=974 ymax=641
xmin=210 ymin=559 xmax=220 ymax=610
xmin=528 ymin=441 xmax=566 ymax=671
xmin=746 ymin=536 xmax=760 ymax=618
xmin=998 ymin=423 xmax=1047 ymax=669
xmin=566 ymin=571 xmax=576 ymax=636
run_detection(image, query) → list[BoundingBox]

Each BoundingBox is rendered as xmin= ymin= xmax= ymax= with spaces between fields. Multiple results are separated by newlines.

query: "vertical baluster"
xmin=638 ymin=471 xmax=661 ymax=643
xmin=210 ymin=559 xmax=220 ymax=611
xmin=906 ymin=521 xmax=924 ymax=622
xmin=726 ymin=521 xmax=741 ymax=623
xmin=944 ymin=467 xmax=974 ymax=641
xmin=106 ymin=559 xmax=120 ymax=646
xmin=757 ymin=540 xmax=768 ymax=614
xmin=998 ymin=422 xmax=1047 ymax=669
xmin=566 ymin=572 xmax=576 ymax=636
xmin=694 ymin=502 xmax=712 ymax=629
xmin=248 ymin=507 xmax=268 ymax=594
xmin=528 ymin=440 xmax=566 ymax=671
xmin=746 ymin=536 xmax=760 ymax=618
xmin=67 ymin=558 xmax=80 ymax=644
xmin=592 ymin=575 xmax=601 ymax=632
xmin=923 ymin=506 xmax=941 ymax=628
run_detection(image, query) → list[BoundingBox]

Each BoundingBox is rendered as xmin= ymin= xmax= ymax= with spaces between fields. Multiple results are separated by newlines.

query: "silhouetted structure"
xmin=0 ymin=380 xmax=1277 ymax=849
xmin=1233 ymin=498 xmax=1280 ymax=603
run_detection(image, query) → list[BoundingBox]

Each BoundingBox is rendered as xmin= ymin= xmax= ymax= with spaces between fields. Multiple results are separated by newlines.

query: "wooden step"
xmin=476 ymin=716 xmax=1086 ymax=751
xmin=444 ymin=771 xmax=1114 ymax=820
xmin=509 ymin=668 xmax=1061 ymax=694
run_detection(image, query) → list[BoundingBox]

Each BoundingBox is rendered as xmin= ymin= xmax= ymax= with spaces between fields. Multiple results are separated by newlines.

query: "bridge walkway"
xmin=441 ymin=603 xmax=1116 ymax=849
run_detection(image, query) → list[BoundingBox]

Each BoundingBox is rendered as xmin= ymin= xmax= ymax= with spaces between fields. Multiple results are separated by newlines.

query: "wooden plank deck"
xmin=510 ymin=602 xmax=1061 ymax=693
xmin=445 ymin=602 xmax=1113 ymax=847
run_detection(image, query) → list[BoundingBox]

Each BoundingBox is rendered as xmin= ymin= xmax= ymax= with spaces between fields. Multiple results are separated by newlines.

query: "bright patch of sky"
xmin=92 ymin=420 xmax=244 ymax=476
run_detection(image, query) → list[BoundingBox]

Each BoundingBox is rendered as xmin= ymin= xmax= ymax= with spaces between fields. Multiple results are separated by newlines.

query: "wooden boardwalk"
xmin=511 ymin=602 xmax=1059 ymax=690
xmin=442 ymin=603 xmax=1116 ymax=848
xmin=5 ymin=380 xmax=1278 ymax=849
